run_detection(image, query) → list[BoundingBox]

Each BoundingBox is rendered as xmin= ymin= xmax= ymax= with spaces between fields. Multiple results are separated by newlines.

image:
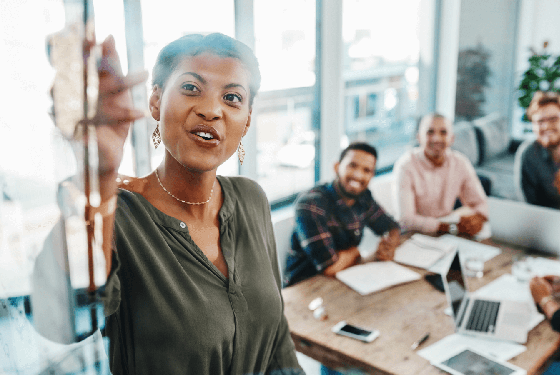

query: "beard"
xmin=538 ymin=135 xmax=560 ymax=150
xmin=334 ymin=178 xmax=364 ymax=200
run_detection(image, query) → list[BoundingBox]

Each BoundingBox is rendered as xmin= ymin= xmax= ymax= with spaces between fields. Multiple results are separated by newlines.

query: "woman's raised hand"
xmin=94 ymin=35 xmax=149 ymax=177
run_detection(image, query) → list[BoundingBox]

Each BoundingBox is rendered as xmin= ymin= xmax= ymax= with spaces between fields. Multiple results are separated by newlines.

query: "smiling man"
xmin=284 ymin=142 xmax=400 ymax=287
xmin=393 ymin=113 xmax=488 ymax=236
xmin=521 ymin=91 xmax=560 ymax=209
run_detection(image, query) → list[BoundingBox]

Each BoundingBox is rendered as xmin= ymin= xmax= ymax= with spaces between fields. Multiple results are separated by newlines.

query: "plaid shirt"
xmin=284 ymin=182 xmax=400 ymax=286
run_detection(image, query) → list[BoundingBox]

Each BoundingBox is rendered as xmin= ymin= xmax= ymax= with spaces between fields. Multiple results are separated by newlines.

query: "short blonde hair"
xmin=527 ymin=91 xmax=560 ymax=121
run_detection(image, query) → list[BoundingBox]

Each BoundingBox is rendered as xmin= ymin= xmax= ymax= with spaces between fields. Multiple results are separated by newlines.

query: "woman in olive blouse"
xmin=93 ymin=33 xmax=303 ymax=374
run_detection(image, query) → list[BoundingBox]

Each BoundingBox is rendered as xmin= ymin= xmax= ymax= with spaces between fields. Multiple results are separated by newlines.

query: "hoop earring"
xmin=238 ymin=140 xmax=245 ymax=165
xmin=152 ymin=123 xmax=161 ymax=148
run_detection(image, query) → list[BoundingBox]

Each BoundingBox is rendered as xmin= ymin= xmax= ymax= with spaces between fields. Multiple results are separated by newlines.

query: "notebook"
xmin=335 ymin=261 xmax=421 ymax=295
xmin=394 ymin=234 xmax=456 ymax=269
xmin=442 ymin=250 xmax=532 ymax=343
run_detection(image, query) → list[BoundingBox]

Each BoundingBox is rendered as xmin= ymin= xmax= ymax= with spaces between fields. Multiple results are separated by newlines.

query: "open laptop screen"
xmin=446 ymin=252 xmax=468 ymax=319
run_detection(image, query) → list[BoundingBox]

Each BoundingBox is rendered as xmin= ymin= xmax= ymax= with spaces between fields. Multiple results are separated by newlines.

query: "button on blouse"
xmin=101 ymin=176 xmax=303 ymax=375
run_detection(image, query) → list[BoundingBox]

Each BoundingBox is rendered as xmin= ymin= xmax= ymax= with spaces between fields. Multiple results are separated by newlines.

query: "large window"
xmin=252 ymin=0 xmax=316 ymax=202
xmin=342 ymin=0 xmax=421 ymax=170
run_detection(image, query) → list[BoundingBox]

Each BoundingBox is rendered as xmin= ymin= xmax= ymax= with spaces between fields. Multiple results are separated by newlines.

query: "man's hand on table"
xmin=530 ymin=276 xmax=554 ymax=303
xmin=530 ymin=275 xmax=560 ymax=320
xmin=457 ymin=213 xmax=486 ymax=236
xmin=322 ymin=247 xmax=361 ymax=276
xmin=373 ymin=228 xmax=400 ymax=261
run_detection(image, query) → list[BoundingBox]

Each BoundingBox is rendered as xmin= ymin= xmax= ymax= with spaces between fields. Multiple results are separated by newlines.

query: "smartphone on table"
xmin=331 ymin=321 xmax=380 ymax=343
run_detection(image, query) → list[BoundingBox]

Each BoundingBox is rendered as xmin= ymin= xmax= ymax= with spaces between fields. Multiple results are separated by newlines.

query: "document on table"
xmin=394 ymin=234 xmax=457 ymax=269
xmin=519 ymin=257 xmax=560 ymax=277
xmin=335 ymin=261 xmax=421 ymax=296
xmin=417 ymin=333 xmax=527 ymax=364
xmin=429 ymin=234 xmax=501 ymax=274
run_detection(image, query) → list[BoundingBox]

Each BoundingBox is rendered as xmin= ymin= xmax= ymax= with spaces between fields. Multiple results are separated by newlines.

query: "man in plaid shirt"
xmin=284 ymin=142 xmax=401 ymax=287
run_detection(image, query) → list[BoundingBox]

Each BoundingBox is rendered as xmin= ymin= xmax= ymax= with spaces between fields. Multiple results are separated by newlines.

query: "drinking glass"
xmin=512 ymin=255 xmax=533 ymax=282
xmin=464 ymin=256 xmax=484 ymax=278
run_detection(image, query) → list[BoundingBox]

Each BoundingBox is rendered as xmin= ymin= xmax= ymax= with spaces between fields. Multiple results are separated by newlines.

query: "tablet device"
xmin=432 ymin=347 xmax=526 ymax=375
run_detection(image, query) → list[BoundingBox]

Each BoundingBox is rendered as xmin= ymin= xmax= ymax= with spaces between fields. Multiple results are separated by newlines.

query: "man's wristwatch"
xmin=449 ymin=224 xmax=458 ymax=235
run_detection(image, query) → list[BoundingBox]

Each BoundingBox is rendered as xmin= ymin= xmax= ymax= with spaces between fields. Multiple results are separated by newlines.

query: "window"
xmin=252 ymin=0 xmax=316 ymax=202
xmin=342 ymin=0 xmax=421 ymax=170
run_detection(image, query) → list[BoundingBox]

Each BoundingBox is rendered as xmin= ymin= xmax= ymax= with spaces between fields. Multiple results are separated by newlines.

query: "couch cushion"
xmin=451 ymin=121 xmax=480 ymax=166
xmin=473 ymin=112 xmax=509 ymax=163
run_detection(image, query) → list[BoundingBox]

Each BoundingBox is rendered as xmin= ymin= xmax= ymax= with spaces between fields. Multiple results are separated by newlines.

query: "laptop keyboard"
xmin=465 ymin=299 xmax=501 ymax=333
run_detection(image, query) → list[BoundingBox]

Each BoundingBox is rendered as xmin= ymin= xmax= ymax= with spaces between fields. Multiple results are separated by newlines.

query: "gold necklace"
xmin=155 ymin=169 xmax=214 ymax=205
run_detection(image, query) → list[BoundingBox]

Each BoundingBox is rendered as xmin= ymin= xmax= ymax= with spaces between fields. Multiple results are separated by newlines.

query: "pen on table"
xmin=411 ymin=333 xmax=430 ymax=350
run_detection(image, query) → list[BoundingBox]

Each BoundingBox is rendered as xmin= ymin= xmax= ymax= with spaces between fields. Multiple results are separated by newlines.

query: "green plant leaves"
xmin=518 ymin=52 xmax=560 ymax=122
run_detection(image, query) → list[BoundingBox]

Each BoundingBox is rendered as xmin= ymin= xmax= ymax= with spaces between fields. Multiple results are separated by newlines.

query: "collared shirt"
xmin=521 ymin=141 xmax=560 ymax=209
xmin=284 ymin=182 xmax=400 ymax=286
xmin=393 ymin=147 xmax=489 ymax=233
xmin=102 ymin=176 xmax=303 ymax=375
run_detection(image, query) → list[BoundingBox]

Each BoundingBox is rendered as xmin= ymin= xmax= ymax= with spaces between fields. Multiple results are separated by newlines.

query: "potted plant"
xmin=517 ymin=41 xmax=560 ymax=126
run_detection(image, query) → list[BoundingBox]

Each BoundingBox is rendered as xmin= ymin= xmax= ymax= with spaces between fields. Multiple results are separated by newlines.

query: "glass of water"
xmin=512 ymin=255 xmax=533 ymax=282
xmin=465 ymin=256 xmax=485 ymax=278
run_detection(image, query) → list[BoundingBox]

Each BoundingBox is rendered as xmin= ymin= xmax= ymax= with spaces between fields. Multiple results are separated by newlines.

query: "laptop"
xmin=442 ymin=250 xmax=532 ymax=343
xmin=488 ymin=197 xmax=560 ymax=256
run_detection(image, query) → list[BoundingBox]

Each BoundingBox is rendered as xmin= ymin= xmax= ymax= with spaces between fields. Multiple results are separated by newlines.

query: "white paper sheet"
xmin=429 ymin=235 xmax=501 ymax=274
xmin=417 ymin=333 xmax=527 ymax=363
xmin=517 ymin=257 xmax=560 ymax=277
xmin=335 ymin=261 xmax=421 ymax=295
xmin=394 ymin=234 xmax=456 ymax=269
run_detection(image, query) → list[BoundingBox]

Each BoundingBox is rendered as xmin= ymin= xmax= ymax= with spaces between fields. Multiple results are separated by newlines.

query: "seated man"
xmin=393 ymin=113 xmax=488 ymax=236
xmin=284 ymin=142 xmax=400 ymax=287
xmin=521 ymin=91 xmax=560 ymax=209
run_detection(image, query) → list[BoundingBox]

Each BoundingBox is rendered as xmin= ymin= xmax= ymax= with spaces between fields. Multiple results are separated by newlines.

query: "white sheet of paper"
xmin=519 ymin=257 xmax=560 ymax=277
xmin=394 ymin=234 xmax=456 ymax=269
xmin=440 ymin=234 xmax=501 ymax=261
xmin=473 ymin=274 xmax=545 ymax=330
xmin=335 ymin=261 xmax=421 ymax=295
xmin=417 ymin=333 xmax=527 ymax=364
xmin=429 ymin=235 xmax=501 ymax=274
xmin=394 ymin=241 xmax=446 ymax=269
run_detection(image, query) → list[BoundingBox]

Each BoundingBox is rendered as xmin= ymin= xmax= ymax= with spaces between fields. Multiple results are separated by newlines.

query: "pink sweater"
xmin=393 ymin=148 xmax=488 ymax=233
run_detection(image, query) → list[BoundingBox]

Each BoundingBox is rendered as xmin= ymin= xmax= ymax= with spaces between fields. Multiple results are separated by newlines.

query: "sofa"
xmin=451 ymin=112 xmax=520 ymax=201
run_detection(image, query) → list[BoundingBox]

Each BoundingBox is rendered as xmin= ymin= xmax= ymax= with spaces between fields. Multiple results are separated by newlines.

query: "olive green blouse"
xmin=102 ymin=176 xmax=304 ymax=375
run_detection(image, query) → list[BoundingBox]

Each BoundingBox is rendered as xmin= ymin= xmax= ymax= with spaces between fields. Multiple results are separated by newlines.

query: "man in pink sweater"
xmin=393 ymin=113 xmax=488 ymax=236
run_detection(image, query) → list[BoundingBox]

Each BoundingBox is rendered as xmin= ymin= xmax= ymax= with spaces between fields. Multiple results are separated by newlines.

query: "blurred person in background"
xmin=521 ymin=91 xmax=560 ymax=209
xmin=284 ymin=142 xmax=400 ymax=287
xmin=393 ymin=113 xmax=488 ymax=236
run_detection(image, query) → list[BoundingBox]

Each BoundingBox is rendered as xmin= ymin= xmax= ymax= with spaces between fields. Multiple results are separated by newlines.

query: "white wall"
xmin=511 ymin=0 xmax=560 ymax=138
xmin=531 ymin=0 xmax=560 ymax=55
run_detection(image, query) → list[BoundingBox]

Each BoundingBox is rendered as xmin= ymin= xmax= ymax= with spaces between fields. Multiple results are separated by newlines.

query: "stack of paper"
xmin=394 ymin=234 xmax=457 ymax=269
xmin=335 ymin=261 xmax=421 ymax=295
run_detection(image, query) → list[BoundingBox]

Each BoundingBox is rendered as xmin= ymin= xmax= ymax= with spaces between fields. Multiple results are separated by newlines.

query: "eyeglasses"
xmin=535 ymin=116 xmax=560 ymax=127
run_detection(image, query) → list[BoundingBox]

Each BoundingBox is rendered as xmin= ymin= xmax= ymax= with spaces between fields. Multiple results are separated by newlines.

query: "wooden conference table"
xmin=281 ymin=238 xmax=560 ymax=375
